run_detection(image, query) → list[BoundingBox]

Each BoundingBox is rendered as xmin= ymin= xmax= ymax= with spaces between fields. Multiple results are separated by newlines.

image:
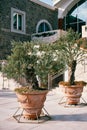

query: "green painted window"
xmin=38 ymin=22 xmax=51 ymax=33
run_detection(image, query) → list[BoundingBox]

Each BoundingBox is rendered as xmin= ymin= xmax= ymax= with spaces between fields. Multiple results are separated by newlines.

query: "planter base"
xmin=58 ymin=96 xmax=87 ymax=107
xmin=13 ymin=107 xmax=51 ymax=123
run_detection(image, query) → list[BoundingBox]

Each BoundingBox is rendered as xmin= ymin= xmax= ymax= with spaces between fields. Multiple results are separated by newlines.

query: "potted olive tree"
xmin=4 ymin=40 xmax=65 ymax=120
xmin=54 ymin=29 xmax=87 ymax=105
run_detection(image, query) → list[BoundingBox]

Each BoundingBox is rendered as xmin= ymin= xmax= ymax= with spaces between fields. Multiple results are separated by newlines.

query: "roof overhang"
xmin=30 ymin=0 xmax=56 ymax=10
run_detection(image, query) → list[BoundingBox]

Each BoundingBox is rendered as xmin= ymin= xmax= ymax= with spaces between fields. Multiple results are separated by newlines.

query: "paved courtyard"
xmin=0 ymin=72 xmax=87 ymax=130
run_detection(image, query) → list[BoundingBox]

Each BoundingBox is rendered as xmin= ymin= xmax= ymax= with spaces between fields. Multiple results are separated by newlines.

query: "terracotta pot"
xmin=16 ymin=90 xmax=48 ymax=120
xmin=59 ymin=84 xmax=84 ymax=105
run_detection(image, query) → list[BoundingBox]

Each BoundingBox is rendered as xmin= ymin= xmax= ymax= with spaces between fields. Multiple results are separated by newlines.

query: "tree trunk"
xmin=68 ymin=60 xmax=77 ymax=85
xmin=25 ymin=66 xmax=39 ymax=90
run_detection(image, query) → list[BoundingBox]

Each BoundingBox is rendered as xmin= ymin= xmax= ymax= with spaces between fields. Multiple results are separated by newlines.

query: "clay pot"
xmin=64 ymin=86 xmax=83 ymax=105
xmin=16 ymin=90 xmax=48 ymax=120
xmin=59 ymin=84 xmax=84 ymax=105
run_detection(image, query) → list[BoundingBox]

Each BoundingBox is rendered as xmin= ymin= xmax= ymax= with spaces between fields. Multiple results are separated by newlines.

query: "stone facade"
xmin=0 ymin=0 xmax=58 ymax=59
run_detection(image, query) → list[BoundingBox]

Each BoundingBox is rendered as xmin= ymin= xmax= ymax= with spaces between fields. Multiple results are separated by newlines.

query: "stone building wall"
xmin=0 ymin=0 xmax=58 ymax=59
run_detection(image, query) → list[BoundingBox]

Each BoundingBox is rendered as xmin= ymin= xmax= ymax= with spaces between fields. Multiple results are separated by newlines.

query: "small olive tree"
xmin=54 ymin=29 xmax=87 ymax=85
xmin=4 ymin=40 xmax=65 ymax=90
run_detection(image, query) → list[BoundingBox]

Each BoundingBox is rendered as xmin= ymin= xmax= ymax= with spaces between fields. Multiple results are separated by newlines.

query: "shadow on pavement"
xmin=51 ymin=113 xmax=87 ymax=122
xmin=0 ymin=89 xmax=16 ymax=98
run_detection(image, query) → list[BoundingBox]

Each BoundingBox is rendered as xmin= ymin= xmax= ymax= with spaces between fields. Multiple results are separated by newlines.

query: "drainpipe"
xmin=58 ymin=18 xmax=63 ymax=29
xmin=58 ymin=8 xmax=64 ymax=29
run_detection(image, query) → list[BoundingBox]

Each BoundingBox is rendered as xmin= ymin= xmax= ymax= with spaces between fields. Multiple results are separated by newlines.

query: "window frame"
xmin=36 ymin=20 xmax=52 ymax=33
xmin=11 ymin=8 xmax=26 ymax=34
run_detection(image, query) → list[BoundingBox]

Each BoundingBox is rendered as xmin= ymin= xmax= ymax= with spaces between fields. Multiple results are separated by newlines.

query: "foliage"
xmin=34 ymin=43 xmax=65 ymax=86
xmin=4 ymin=41 xmax=39 ymax=89
xmin=77 ymin=37 xmax=87 ymax=50
xmin=32 ymin=31 xmax=56 ymax=38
